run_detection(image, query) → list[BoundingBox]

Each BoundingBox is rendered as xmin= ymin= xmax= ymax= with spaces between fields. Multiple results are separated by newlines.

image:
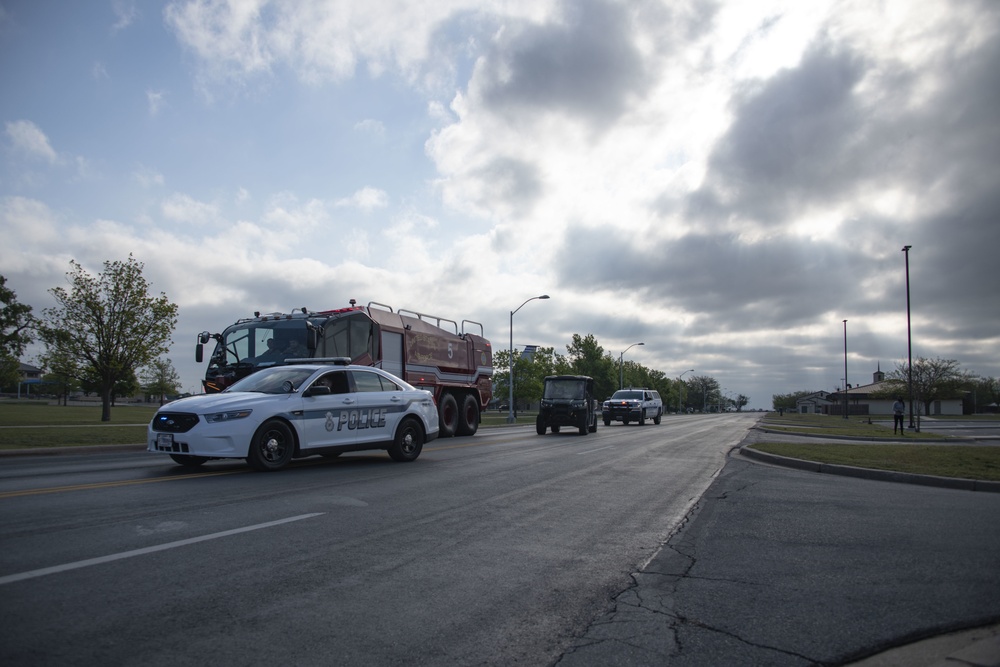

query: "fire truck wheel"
xmin=169 ymin=454 xmax=208 ymax=467
xmin=388 ymin=417 xmax=424 ymax=462
xmin=246 ymin=419 xmax=296 ymax=471
xmin=439 ymin=393 xmax=459 ymax=438
xmin=457 ymin=394 xmax=480 ymax=436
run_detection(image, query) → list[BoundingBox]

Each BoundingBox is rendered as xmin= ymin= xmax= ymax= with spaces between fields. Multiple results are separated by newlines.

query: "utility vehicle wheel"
xmin=170 ymin=454 xmax=208 ymax=467
xmin=653 ymin=410 xmax=661 ymax=425
xmin=388 ymin=417 xmax=424 ymax=462
xmin=457 ymin=394 xmax=480 ymax=436
xmin=552 ymin=425 xmax=561 ymax=433
xmin=536 ymin=417 xmax=546 ymax=435
xmin=589 ymin=417 xmax=597 ymax=433
xmin=604 ymin=417 xmax=611 ymax=426
xmin=439 ymin=393 xmax=459 ymax=438
xmin=638 ymin=411 xmax=646 ymax=425
xmin=246 ymin=419 xmax=295 ymax=471
xmin=578 ymin=417 xmax=588 ymax=435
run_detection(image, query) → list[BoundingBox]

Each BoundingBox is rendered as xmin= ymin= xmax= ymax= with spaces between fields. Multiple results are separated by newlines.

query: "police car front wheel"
xmin=247 ymin=419 xmax=296 ymax=471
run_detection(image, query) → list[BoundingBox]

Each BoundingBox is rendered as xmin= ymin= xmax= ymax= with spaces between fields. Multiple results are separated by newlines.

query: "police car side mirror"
xmin=305 ymin=385 xmax=331 ymax=397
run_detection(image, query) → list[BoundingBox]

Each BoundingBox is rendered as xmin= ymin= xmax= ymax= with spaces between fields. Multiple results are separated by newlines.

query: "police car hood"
xmin=168 ymin=391 xmax=293 ymax=412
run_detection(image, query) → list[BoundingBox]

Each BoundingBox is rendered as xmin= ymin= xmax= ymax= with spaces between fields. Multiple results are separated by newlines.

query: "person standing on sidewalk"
xmin=892 ymin=397 xmax=905 ymax=435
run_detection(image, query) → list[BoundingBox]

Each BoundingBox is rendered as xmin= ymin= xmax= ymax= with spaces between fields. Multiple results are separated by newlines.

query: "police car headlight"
xmin=205 ymin=409 xmax=253 ymax=423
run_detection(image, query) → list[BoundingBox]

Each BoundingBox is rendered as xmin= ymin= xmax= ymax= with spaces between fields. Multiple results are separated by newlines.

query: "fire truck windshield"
xmin=210 ymin=320 xmax=310 ymax=370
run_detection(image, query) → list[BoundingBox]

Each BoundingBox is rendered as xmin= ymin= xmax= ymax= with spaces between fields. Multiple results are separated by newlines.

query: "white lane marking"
xmin=0 ymin=513 xmax=325 ymax=586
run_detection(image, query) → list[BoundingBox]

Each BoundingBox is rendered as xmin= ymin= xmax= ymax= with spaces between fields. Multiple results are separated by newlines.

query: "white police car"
xmin=148 ymin=359 xmax=439 ymax=471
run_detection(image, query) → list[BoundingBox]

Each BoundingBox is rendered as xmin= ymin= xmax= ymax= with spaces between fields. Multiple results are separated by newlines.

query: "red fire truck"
xmin=195 ymin=301 xmax=493 ymax=437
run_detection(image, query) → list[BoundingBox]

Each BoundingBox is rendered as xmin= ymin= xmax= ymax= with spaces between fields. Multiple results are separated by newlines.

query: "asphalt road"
xmin=560 ymin=427 xmax=1000 ymax=666
xmin=0 ymin=413 xmax=757 ymax=665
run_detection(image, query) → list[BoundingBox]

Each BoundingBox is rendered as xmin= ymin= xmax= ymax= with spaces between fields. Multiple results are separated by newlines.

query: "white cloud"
xmin=335 ymin=187 xmax=389 ymax=212
xmin=134 ymin=165 xmax=165 ymax=188
xmin=146 ymin=89 xmax=166 ymax=115
xmin=354 ymin=118 xmax=385 ymax=138
xmin=5 ymin=120 xmax=59 ymax=164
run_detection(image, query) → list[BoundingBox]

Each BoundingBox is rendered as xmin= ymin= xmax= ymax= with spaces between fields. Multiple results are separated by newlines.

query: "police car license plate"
xmin=156 ymin=433 xmax=173 ymax=450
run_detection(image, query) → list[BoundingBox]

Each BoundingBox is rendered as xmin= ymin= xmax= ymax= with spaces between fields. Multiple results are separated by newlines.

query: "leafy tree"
xmin=688 ymin=375 xmax=720 ymax=412
xmin=38 ymin=343 xmax=84 ymax=405
xmin=885 ymin=357 xmax=973 ymax=416
xmin=0 ymin=275 xmax=35 ymax=390
xmin=39 ymin=256 xmax=178 ymax=421
xmin=772 ymin=390 xmax=817 ymax=411
xmin=565 ymin=334 xmax=616 ymax=400
xmin=970 ymin=376 xmax=999 ymax=414
xmin=142 ymin=357 xmax=181 ymax=405
xmin=733 ymin=394 xmax=750 ymax=412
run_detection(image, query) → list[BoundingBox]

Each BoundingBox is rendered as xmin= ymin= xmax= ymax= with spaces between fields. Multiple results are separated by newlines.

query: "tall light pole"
xmin=508 ymin=294 xmax=549 ymax=424
xmin=843 ymin=319 xmax=849 ymax=420
xmin=902 ymin=245 xmax=914 ymax=429
xmin=678 ymin=369 xmax=693 ymax=413
xmin=619 ymin=342 xmax=644 ymax=389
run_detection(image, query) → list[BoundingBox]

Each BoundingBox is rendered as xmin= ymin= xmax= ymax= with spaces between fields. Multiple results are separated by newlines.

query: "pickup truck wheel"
xmin=170 ymin=454 xmax=208 ymax=467
xmin=388 ymin=417 xmax=424 ymax=462
xmin=438 ymin=393 xmax=459 ymax=438
xmin=246 ymin=420 xmax=295 ymax=471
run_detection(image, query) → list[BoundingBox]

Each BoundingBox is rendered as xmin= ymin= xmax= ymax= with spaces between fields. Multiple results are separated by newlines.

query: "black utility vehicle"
xmin=536 ymin=375 xmax=598 ymax=436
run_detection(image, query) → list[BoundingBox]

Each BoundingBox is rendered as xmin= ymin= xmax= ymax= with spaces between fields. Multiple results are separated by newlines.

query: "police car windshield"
xmin=612 ymin=390 xmax=643 ymax=400
xmin=225 ymin=367 xmax=315 ymax=394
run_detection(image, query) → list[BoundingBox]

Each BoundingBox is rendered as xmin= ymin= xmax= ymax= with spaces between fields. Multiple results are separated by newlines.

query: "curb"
xmin=740 ymin=445 xmax=1000 ymax=493
xmin=754 ymin=426 xmax=954 ymax=442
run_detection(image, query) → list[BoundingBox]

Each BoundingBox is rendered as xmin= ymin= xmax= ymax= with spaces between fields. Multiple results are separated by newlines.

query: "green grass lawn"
xmin=752 ymin=441 xmax=1000 ymax=481
xmin=761 ymin=412 xmax=943 ymax=439
xmin=0 ymin=401 xmax=157 ymax=449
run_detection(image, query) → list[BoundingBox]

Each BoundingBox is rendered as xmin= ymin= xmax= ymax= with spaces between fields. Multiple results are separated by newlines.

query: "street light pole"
xmin=619 ymin=342 xmax=644 ymax=390
xmin=902 ymin=245 xmax=914 ymax=429
xmin=678 ymin=369 xmax=693 ymax=414
xmin=508 ymin=294 xmax=550 ymax=424
xmin=843 ymin=319 xmax=849 ymax=420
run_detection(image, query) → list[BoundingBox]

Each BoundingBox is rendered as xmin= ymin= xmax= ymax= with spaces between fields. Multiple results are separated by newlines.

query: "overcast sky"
xmin=2 ymin=0 xmax=998 ymax=408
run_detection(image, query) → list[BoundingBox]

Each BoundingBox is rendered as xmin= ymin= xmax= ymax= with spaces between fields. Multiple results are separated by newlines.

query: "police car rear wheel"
xmin=388 ymin=417 xmax=424 ymax=462
xmin=247 ymin=419 xmax=295 ymax=471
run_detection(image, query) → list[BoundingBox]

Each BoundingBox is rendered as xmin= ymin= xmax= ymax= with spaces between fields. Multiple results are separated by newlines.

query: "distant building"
xmin=795 ymin=390 xmax=833 ymax=414
xmin=825 ymin=367 xmax=962 ymax=416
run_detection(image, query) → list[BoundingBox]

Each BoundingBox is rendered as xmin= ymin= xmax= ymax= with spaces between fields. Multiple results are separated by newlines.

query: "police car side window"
xmin=352 ymin=371 xmax=385 ymax=393
xmin=378 ymin=375 xmax=401 ymax=391
xmin=319 ymin=371 xmax=350 ymax=395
